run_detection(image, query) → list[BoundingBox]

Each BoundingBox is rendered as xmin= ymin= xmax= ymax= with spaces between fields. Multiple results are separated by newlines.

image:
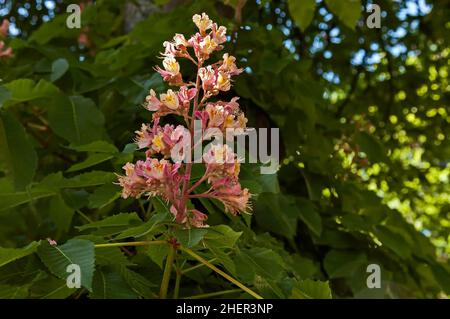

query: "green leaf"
xmin=37 ymin=239 xmax=95 ymax=291
xmin=116 ymin=213 xmax=166 ymax=239
xmin=0 ymin=189 xmax=56 ymax=212
xmin=354 ymin=132 xmax=387 ymax=163
xmin=48 ymin=95 xmax=105 ymax=145
xmin=291 ymin=279 xmax=332 ymax=299
xmin=296 ymin=198 xmax=322 ymax=236
xmin=48 ymin=195 xmax=74 ymax=233
xmin=77 ymin=212 xmax=143 ymax=237
xmin=67 ymin=153 xmax=115 ymax=172
xmin=88 ymin=183 xmax=122 ymax=209
xmin=174 ymin=228 xmax=208 ymax=248
xmin=254 ymin=193 xmax=299 ymax=239
xmin=0 ymin=86 xmax=11 ymax=108
xmin=68 ymin=141 xmax=119 ymax=153
xmin=205 ymin=243 xmax=236 ymax=275
xmin=2 ymin=79 xmax=59 ymax=108
xmin=290 ymin=254 xmax=319 ymax=279
xmin=373 ymin=225 xmax=412 ymax=259
xmin=0 ymin=112 xmax=38 ymax=190
xmin=0 ymin=241 xmax=41 ymax=268
xmin=288 ymin=0 xmax=316 ymax=31
xmin=203 ymin=225 xmax=242 ymax=249
xmin=431 ymin=263 xmax=450 ymax=294
xmin=90 ymin=268 xmax=139 ymax=299
xmin=324 ymin=250 xmax=367 ymax=278
xmin=29 ymin=14 xmax=73 ymax=44
xmin=50 ymin=58 xmax=69 ymax=82
xmin=30 ymin=275 xmax=75 ymax=299
xmin=235 ymin=248 xmax=285 ymax=283
xmin=147 ymin=243 xmax=169 ymax=268
xmin=0 ymin=283 xmax=30 ymax=298
xmin=325 ymin=0 xmax=362 ymax=30
xmin=121 ymin=268 xmax=157 ymax=298
xmin=62 ymin=171 xmax=116 ymax=188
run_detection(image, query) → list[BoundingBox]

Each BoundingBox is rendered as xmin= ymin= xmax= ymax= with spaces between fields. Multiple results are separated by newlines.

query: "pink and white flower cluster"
xmin=0 ymin=19 xmax=13 ymax=59
xmin=118 ymin=13 xmax=251 ymax=228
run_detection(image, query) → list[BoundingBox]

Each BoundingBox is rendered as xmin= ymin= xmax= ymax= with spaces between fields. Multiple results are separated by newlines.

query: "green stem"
xmin=181 ymin=257 xmax=218 ymax=274
xmin=173 ymin=268 xmax=182 ymax=299
xmin=94 ymin=240 xmax=167 ymax=248
xmin=185 ymin=289 xmax=242 ymax=299
xmin=76 ymin=209 xmax=94 ymax=224
xmin=160 ymin=243 xmax=176 ymax=299
xmin=181 ymin=247 xmax=263 ymax=299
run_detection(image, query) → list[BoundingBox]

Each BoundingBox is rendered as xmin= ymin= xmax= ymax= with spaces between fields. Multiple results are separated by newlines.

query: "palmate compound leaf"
xmin=0 ymin=241 xmax=41 ymax=268
xmin=37 ymin=239 xmax=95 ymax=291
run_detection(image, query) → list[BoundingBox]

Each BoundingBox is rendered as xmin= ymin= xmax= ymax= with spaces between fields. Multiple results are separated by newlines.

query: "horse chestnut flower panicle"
xmin=118 ymin=13 xmax=251 ymax=228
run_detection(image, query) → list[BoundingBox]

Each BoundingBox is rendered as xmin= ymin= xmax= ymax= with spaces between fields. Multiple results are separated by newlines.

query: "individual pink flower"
xmin=160 ymin=89 xmax=179 ymax=110
xmin=210 ymin=182 xmax=251 ymax=215
xmin=195 ymin=100 xmax=248 ymax=133
xmin=145 ymin=87 xmax=196 ymax=119
xmin=144 ymin=89 xmax=162 ymax=111
xmin=118 ymin=163 xmax=148 ymax=199
xmin=46 ymin=238 xmax=58 ymax=246
xmin=154 ymin=56 xmax=183 ymax=86
xmin=135 ymin=123 xmax=154 ymax=149
xmin=211 ymin=23 xmax=227 ymax=46
xmin=214 ymin=71 xmax=231 ymax=92
xmin=192 ymin=13 xmax=213 ymax=35
xmin=178 ymin=86 xmax=197 ymax=106
xmin=188 ymin=209 xmax=208 ymax=228
xmin=219 ymin=53 xmax=243 ymax=76
xmin=199 ymin=65 xmax=216 ymax=92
